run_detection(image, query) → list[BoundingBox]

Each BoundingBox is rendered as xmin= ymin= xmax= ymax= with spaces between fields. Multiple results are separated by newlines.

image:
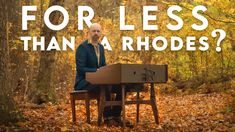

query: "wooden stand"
xmin=97 ymin=83 xmax=159 ymax=129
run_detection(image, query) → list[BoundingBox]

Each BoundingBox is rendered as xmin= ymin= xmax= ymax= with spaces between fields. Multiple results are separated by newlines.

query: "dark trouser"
xmin=82 ymin=83 xmax=123 ymax=118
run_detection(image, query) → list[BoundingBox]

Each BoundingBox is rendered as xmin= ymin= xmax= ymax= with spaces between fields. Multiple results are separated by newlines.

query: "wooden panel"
xmin=121 ymin=64 xmax=168 ymax=83
xmin=86 ymin=64 xmax=168 ymax=84
xmin=86 ymin=63 xmax=121 ymax=84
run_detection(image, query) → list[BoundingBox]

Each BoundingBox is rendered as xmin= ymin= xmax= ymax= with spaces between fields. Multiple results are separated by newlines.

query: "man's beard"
xmin=92 ymin=35 xmax=99 ymax=42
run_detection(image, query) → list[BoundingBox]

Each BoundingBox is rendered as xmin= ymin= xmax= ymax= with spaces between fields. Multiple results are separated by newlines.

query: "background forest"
xmin=0 ymin=0 xmax=234 ymax=131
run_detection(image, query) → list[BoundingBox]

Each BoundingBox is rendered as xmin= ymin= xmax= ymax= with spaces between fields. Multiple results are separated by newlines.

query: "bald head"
xmin=89 ymin=23 xmax=102 ymax=44
xmin=89 ymin=23 xmax=101 ymax=31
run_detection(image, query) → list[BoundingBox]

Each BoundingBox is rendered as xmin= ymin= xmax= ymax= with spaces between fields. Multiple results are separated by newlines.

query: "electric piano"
xmin=86 ymin=63 xmax=168 ymax=84
xmin=86 ymin=63 xmax=168 ymax=129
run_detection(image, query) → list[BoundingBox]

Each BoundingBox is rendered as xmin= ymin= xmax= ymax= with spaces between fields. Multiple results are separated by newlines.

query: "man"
xmin=74 ymin=23 xmax=106 ymax=91
xmin=74 ymin=23 xmax=132 ymax=127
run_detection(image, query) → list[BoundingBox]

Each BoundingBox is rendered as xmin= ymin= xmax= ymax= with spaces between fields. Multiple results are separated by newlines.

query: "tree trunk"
xmin=34 ymin=0 xmax=65 ymax=104
xmin=229 ymin=29 xmax=235 ymax=51
xmin=0 ymin=0 xmax=21 ymax=123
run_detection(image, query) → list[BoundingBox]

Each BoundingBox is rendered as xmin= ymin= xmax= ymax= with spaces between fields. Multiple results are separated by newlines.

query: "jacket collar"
xmin=87 ymin=39 xmax=100 ymax=47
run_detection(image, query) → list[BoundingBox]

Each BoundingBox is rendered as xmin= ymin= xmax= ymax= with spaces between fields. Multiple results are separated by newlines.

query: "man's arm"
xmin=76 ymin=45 xmax=97 ymax=74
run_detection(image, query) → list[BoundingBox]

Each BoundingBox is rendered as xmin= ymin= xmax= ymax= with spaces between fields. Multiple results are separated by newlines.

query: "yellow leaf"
xmin=60 ymin=126 xmax=67 ymax=132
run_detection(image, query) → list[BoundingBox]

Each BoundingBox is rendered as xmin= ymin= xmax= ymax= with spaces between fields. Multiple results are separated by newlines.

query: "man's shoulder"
xmin=76 ymin=40 xmax=89 ymax=50
xmin=80 ymin=40 xmax=89 ymax=47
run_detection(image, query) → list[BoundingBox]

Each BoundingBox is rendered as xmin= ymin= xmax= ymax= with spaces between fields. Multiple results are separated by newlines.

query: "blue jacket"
xmin=74 ymin=40 xmax=106 ymax=90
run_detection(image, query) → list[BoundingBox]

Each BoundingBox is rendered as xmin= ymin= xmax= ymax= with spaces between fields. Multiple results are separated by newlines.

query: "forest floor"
xmin=1 ymin=89 xmax=235 ymax=132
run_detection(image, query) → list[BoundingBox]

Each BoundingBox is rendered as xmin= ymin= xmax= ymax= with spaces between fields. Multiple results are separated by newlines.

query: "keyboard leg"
xmin=121 ymin=85 xmax=126 ymax=131
xmin=136 ymin=91 xmax=140 ymax=123
xmin=150 ymin=83 xmax=159 ymax=124
xmin=70 ymin=95 xmax=76 ymax=123
xmin=98 ymin=86 xmax=105 ymax=126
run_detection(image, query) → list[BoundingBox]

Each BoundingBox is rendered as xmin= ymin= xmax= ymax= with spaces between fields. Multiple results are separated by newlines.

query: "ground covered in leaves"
xmin=1 ymin=91 xmax=234 ymax=132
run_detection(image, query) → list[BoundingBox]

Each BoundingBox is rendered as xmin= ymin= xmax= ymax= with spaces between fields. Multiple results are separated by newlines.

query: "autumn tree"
xmin=34 ymin=0 xmax=65 ymax=104
xmin=0 ymin=0 xmax=21 ymax=123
